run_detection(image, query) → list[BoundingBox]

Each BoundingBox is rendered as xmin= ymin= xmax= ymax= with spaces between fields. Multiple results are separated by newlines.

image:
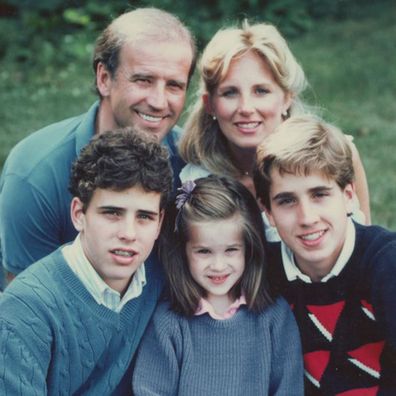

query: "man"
xmin=0 ymin=128 xmax=172 ymax=394
xmin=0 ymin=7 xmax=196 ymax=286
xmin=254 ymin=115 xmax=396 ymax=395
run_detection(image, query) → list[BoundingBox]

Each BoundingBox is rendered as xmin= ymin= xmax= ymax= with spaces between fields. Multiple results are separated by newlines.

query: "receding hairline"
xmin=109 ymin=8 xmax=194 ymax=50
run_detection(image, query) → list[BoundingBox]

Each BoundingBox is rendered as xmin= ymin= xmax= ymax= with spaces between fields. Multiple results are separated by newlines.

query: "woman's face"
xmin=206 ymin=51 xmax=291 ymax=151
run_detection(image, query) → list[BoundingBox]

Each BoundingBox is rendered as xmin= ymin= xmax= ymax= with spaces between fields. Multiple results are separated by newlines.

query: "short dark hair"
xmin=160 ymin=175 xmax=273 ymax=316
xmin=69 ymin=127 xmax=173 ymax=212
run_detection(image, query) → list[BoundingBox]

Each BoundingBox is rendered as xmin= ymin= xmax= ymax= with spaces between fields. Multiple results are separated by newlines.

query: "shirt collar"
xmin=195 ymin=295 xmax=247 ymax=320
xmin=62 ymin=234 xmax=146 ymax=312
xmin=281 ymin=218 xmax=356 ymax=283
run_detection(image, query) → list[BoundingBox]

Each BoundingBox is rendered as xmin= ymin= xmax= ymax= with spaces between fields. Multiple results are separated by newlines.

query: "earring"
xmin=212 ymin=115 xmax=217 ymax=121
xmin=282 ymin=110 xmax=288 ymax=118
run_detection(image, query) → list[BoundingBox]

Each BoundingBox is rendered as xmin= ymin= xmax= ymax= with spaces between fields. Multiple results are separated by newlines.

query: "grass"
xmin=1 ymin=2 xmax=395 ymax=229
xmin=289 ymin=1 xmax=396 ymax=228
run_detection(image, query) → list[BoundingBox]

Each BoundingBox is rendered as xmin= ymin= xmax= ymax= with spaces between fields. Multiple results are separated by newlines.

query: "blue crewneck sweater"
xmin=133 ymin=298 xmax=304 ymax=395
xmin=0 ymin=247 xmax=164 ymax=395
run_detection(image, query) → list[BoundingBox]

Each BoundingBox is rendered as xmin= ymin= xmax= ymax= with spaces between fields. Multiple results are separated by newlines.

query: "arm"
xmin=0 ymin=174 xmax=65 ymax=277
xmin=0 ymin=320 xmax=48 ymax=395
xmin=371 ymin=241 xmax=396 ymax=392
xmin=132 ymin=306 xmax=182 ymax=396
xmin=349 ymin=140 xmax=371 ymax=224
xmin=269 ymin=298 xmax=304 ymax=396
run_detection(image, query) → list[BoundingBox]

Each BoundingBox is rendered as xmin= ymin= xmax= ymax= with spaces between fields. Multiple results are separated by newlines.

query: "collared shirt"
xmin=62 ymin=234 xmax=146 ymax=312
xmin=281 ymin=218 xmax=356 ymax=283
xmin=195 ymin=295 xmax=247 ymax=320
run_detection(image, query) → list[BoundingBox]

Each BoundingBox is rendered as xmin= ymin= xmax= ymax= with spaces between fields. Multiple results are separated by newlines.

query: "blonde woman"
xmin=179 ymin=21 xmax=370 ymax=240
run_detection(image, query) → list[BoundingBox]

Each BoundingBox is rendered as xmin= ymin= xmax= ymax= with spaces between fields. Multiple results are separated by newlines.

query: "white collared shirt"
xmin=281 ymin=218 xmax=356 ymax=283
xmin=62 ymin=234 xmax=146 ymax=312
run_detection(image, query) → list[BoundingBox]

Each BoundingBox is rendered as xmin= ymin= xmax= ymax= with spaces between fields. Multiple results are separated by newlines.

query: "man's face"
xmin=97 ymin=39 xmax=193 ymax=141
xmin=266 ymin=169 xmax=354 ymax=280
xmin=71 ymin=185 xmax=163 ymax=294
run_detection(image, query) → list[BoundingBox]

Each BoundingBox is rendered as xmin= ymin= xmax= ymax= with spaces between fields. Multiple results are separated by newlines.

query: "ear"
xmin=343 ymin=183 xmax=355 ymax=214
xmin=70 ymin=197 xmax=85 ymax=232
xmin=96 ymin=62 xmax=113 ymax=98
xmin=282 ymin=91 xmax=293 ymax=116
xmin=202 ymin=93 xmax=213 ymax=115
xmin=155 ymin=209 xmax=165 ymax=239
xmin=264 ymin=206 xmax=276 ymax=227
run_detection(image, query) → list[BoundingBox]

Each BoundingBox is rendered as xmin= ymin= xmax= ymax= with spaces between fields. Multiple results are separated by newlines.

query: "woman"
xmin=179 ymin=21 xmax=370 ymax=238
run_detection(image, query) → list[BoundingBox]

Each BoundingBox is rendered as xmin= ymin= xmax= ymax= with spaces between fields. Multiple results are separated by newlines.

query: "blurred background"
xmin=0 ymin=0 xmax=395 ymax=228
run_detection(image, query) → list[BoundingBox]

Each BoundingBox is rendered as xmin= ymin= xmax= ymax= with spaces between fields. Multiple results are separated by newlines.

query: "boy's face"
xmin=71 ymin=185 xmax=163 ymax=294
xmin=266 ymin=169 xmax=354 ymax=280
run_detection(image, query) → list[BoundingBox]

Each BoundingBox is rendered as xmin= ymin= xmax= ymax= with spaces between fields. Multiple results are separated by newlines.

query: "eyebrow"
xmin=98 ymin=206 xmax=159 ymax=216
xmin=131 ymin=72 xmax=187 ymax=88
xmin=137 ymin=209 xmax=160 ymax=218
xmin=272 ymin=186 xmax=334 ymax=201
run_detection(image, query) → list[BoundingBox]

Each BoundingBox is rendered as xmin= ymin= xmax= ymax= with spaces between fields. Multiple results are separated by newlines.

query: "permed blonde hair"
xmin=179 ymin=21 xmax=307 ymax=178
xmin=253 ymin=115 xmax=355 ymax=210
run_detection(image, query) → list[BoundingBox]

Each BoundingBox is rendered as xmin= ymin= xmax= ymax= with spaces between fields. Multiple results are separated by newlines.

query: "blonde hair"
xmin=253 ymin=115 xmax=355 ymax=210
xmin=179 ymin=21 xmax=307 ymax=178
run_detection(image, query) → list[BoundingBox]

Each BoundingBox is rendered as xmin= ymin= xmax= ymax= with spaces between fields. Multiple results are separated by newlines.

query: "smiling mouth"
xmin=207 ymin=274 xmax=229 ymax=284
xmin=235 ymin=122 xmax=261 ymax=130
xmin=300 ymin=230 xmax=326 ymax=241
xmin=136 ymin=111 xmax=166 ymax=123
xmin=111 ymin=249 xmax=137 ymax=258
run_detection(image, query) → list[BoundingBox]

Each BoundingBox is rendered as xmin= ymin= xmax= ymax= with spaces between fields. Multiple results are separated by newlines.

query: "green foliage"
xmin=1 ymin=0 xmax=395 ymax=229
xmin=3 ymin=0 xmax=387 ymax=68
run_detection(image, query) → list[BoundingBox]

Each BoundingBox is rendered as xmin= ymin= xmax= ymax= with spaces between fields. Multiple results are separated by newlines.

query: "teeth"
xmin=301 ymin=231 xmax=324 ymax=241
xmin=113 ymin=250 xmax=134 ymax=257
xmin=237 ymin=122 xmax=259 ymax=129
xmin=138 ymin=112 xmax=163 ymax=122
xmin=209 ymin=275 xmax=228 ymax=280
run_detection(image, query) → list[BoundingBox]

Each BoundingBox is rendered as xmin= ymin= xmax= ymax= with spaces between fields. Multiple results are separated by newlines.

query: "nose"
xmin=238 ymin=93 xmax=254 ymax=116
xmin=297 ymin=199 xmax=319 ymax=226
xmin=209 ymin=254 xmax=227 ymax=272
xmin=146 ymin=82 xmax=167 ymax=111
xmin=118 ymin=219 xmax=137 ymax=241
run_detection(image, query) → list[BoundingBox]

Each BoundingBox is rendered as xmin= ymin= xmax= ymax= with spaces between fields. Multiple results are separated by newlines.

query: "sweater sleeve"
xmin=0 ymin=321 xmax=48 ymax=395
xmin=369 ymin=241 xmax=396 ymax=392
xmin=132 ymin=304 xmax=182 ymax=395
xmin=268 ymin=297 xmax=304 ymax=396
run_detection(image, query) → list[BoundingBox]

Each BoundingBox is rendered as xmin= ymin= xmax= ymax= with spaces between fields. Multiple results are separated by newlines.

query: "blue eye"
xmin=220 ymin=88 xmax=238 ymax=98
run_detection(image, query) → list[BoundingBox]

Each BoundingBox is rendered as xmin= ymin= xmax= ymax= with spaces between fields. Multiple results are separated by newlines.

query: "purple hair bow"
xmin=175 ymin=180 xmax=196 ymax=209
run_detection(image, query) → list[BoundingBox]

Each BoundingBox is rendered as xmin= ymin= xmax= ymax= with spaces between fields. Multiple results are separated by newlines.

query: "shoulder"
xmin=163 ymin=125 xmax=183 ymax=154
xmin=256 ymin=297 xmax=298 ymax=336
xmin=2 ymin=250 xmax=67 ymax=305
xmin=179 ymin=163 xmax=210 ymax=183
xmin=355 ymin=223 xmax=396 ymax=259
xmin=1 ymin=104 xmax=96 ymax=181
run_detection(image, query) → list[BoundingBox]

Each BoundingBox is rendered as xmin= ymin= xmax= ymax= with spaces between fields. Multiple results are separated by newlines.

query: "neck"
xmin=227 ymin=143 xmax=256 ymax=177
xmin=95 ymin=99 xmax=118 ymax=135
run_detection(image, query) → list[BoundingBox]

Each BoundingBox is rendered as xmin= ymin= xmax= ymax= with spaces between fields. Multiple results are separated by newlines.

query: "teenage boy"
xmin=254 ymin=115 xmax=396 ymax=395
xmin=0 ymin=128 xmax=172 ymax=395
xmin=0 ymin=7 xmax=196 ymax=287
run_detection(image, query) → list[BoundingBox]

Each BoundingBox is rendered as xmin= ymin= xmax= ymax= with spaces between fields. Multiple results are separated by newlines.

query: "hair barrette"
xmin=175 ymin=180 xmax=196 ymax=210
xmin=174 ymin=180 xmax=196 ymax=232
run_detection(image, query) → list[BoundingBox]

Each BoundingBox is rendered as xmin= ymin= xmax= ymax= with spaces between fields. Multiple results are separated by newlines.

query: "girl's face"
xmin=185 ymin=215 xmax=245 ymax=312
xmin=205 ymin=51 xmax=291 ymax=151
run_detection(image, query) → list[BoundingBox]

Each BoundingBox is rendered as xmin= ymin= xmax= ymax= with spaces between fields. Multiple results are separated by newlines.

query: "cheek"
xmin=213 ymin=99 xmax=234 ymax=120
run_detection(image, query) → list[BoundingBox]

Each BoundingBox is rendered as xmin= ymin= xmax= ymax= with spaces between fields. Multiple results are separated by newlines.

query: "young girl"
xmin=132 ymin=176 xmax=304 ymax=395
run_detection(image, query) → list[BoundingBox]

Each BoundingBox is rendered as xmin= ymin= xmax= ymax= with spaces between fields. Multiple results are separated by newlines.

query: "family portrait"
xmin=0 ymin=1 xmax=395 ymax=394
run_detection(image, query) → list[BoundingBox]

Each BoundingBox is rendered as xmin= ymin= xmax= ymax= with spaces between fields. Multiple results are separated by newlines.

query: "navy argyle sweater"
xmin=267 ymin=223 xmax=396 ymax=395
